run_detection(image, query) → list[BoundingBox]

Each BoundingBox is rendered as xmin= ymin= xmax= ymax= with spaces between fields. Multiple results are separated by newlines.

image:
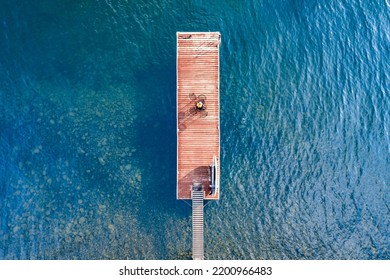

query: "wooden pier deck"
xmin=177 ymin=32 xmax=221 ymax=200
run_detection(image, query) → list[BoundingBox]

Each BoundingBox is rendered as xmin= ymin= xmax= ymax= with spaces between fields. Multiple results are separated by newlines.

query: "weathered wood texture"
xmin=177 ymin=32 xmax=221 ymax=200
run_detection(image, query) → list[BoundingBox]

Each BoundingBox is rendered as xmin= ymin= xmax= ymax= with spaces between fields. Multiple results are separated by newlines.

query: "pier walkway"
xmin=192 ymin=185 xmax=204 ymax=260
xmin=176 ymin=31 xmax=221 ymax=260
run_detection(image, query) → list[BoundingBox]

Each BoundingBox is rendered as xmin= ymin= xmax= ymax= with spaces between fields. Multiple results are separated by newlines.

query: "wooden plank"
xmin=177 ymin=32 xmax=221 ymax=200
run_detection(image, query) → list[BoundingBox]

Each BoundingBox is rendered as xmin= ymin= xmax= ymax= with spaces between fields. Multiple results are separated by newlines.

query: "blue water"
xmin=0 ymin=0 xmax=389 ymax=259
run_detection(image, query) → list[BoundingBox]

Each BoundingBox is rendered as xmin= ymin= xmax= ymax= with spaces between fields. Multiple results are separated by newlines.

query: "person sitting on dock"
xmin=196 ymin=100 xmax=205 ymax=110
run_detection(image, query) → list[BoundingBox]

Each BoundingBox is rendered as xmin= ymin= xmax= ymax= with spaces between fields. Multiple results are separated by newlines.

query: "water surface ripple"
xmin=0 ymin=0 xmax=389 ymax=259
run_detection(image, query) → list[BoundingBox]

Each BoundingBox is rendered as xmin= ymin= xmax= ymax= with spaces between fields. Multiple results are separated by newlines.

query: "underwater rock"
xmin=32 ymin=146 xmax=42 ymax=154
xmin=135 ymin=171 xmax=142 ymax=182
xmin=13 ymin=226 xmax=20 ymax=233
xmin=98 ymin=157 xmax=106 ymax=165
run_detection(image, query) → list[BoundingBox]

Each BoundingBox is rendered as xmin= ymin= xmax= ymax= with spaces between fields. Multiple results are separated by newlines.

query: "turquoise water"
xmin=0 ymin=0 xmax=389 ymax=259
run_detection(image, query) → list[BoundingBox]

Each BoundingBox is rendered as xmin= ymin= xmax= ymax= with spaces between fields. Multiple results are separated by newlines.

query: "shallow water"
xmin=0 ymin=0 xmax=389 ymax=259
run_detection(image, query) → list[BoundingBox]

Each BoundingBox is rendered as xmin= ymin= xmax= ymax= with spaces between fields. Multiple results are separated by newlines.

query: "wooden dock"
xmin=176 ymin=32 xmax=221 ymax=201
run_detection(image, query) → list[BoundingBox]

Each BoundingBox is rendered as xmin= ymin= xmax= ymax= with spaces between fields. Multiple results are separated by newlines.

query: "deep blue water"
xmin=0 ymin=0 xmax=389 ymax=259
